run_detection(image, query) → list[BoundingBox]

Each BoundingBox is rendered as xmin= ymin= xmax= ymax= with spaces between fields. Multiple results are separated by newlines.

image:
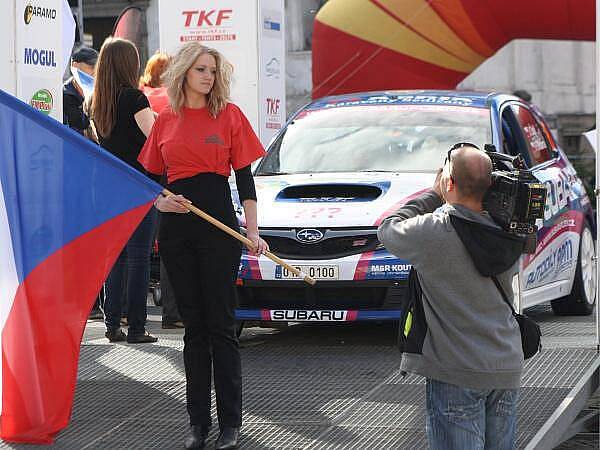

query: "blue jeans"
xmin=426 ymin=378 xmax=518 ymax=450
xmin=104 ymin=209 xmax=157 ymax=336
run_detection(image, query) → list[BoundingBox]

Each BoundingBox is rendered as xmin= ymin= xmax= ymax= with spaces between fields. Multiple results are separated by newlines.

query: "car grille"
xmin=263 ymin=234 xmax=379 ymax=260
xmin=237 ymin=281 xmax=406 ymax=310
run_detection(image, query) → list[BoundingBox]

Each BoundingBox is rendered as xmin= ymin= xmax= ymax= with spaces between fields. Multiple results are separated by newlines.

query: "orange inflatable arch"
xmin=312 ymin=0 xmax=594 ymax=98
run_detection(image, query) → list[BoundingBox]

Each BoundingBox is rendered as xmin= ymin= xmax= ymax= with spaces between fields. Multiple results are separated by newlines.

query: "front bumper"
xmin=235 ymin=279 xmax=406 ymax=322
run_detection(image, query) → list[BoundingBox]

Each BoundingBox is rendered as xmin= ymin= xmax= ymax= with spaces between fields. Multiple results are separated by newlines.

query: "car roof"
xmin=305 ymin=90 xmax=521 ymax=112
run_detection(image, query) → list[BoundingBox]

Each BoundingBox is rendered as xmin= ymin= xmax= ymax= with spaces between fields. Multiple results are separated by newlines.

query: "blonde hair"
xmin=163 ymin=42 xmax=232 ymax=117
xmin=140 ymin=51 xmax=171 ymax=88
xmin=91 ymin=37 xmax=140 ymax=137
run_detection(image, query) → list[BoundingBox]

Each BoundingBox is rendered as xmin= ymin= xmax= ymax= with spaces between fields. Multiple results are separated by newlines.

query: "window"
xmin=510 ymin=104 xmax=553 ymax=165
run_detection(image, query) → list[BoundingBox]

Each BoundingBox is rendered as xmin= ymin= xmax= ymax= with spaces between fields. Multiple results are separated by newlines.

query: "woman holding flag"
xmin=138 ymin=42 xmax=268 ymax=450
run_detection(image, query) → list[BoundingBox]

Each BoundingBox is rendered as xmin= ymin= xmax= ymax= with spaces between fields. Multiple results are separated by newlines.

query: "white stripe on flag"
xmin=0 ymin=178 xmax=20 ymax=414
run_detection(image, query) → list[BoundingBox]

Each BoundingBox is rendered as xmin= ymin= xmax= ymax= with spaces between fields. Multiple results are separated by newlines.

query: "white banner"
xmin=258 ymin=0 xmax=286 ymax=146
xmin=0 ymin=3 xmax=17 ymax=95
xmin=15 ymin=0 xmax=64 ymax=121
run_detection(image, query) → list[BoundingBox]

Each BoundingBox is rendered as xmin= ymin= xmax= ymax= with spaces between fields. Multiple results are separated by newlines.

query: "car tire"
xmin=551 ymin=223 xmax=596 ymax=315
xmin=152 ymin=284 xmax=162 ymax=307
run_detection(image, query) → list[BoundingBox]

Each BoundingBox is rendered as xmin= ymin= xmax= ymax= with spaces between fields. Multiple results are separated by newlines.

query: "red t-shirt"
xmin=138 ymin=103 xmax=266 ymax=183
xmin=141 ymin=85 xmax=169 ymax=113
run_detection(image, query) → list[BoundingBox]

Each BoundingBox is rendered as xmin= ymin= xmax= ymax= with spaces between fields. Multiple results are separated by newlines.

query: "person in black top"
xmin=91 ymin=37 xmax=158 ymax=344
xmin=139 ymin=43 xmax=268 ymax=450
xmin=63 ymin=47 xmax=97 ymax=134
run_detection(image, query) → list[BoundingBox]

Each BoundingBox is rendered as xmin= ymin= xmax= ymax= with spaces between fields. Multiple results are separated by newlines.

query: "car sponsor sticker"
xmin=275 ymin=265 xmax=339 ymax=280
xmin=265 ymin=309 xmax=355 ymax=321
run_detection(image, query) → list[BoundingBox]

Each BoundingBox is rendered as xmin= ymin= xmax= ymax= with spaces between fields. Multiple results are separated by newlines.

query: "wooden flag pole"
xmin=161 ymin=188 xmax=316 ymax=286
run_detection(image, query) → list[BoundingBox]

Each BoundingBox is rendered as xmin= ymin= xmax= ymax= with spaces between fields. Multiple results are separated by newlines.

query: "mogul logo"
xmin=30 ymin=89 xmax=53 ymax=115
xmin=24 ymin=48 xmax=57 ymax=67
xmin=24 ymin=4 xmax=57 ymax=25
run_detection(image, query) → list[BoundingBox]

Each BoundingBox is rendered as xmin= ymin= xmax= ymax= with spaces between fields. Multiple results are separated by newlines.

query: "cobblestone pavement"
xmin=0 ymin=304 xmax=598 ymax=449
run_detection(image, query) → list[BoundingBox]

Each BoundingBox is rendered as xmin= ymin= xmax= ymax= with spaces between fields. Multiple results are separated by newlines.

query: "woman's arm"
xmin=134 ymin=107 xmax=156 ymax=137
xmin=242 ymin=199 xmax=268 ymax=255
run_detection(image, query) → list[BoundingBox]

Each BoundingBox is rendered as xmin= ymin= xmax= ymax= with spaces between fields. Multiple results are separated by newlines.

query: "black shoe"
xmin=184 ymin=425 xmax=208 ymax=449
xmin=215 ymin=427 xmax=239 ymax=450
xmin=127 ymin=330 xmax=158 ymax=344
xmin=162 ymin=320 xmax=185 ymax=329
xmin=105 ymin=328 xmax=126 ymax=342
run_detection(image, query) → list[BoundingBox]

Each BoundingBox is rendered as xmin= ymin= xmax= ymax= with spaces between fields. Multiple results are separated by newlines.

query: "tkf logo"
xmin=266 ymin=98 xmax=280 ymax=115
xmin=182 ymin=9 xmax=232 ymax=27
xmin=30 ymin=89 xmax=53 ymax=115
xmin=24 ymin=4 xmax=57 ymax=25
xmin=24 ymin=48 xmax=56 ymax=67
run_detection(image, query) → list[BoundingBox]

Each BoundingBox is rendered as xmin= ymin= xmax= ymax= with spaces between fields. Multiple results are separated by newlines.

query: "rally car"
xmin=232 ymin=91 xmax=596 ymax=326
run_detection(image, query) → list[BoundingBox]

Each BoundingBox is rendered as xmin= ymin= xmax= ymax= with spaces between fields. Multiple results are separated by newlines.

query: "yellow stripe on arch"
xmin=316 ymin=0 xmax=475 ymax=73
xmin=376 ymin=0 xmax=486 ymax=66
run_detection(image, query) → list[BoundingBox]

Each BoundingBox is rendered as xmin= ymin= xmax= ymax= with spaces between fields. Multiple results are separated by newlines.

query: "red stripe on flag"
xmin=0 ymin=202 xmax=152 ymax=444
xmin=261 ymin=310 xmax=271 ymax=321
xmin=346 ymin=311 xmax=358 ymax=321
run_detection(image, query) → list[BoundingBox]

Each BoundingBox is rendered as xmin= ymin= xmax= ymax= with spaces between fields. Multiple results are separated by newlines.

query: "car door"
xmin=499 ymin=102 xmax=582 ymax=308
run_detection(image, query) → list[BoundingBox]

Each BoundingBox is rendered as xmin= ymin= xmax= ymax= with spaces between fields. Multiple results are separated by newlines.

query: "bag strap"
xmin=491 ymin=275 xmax=517 ymax=316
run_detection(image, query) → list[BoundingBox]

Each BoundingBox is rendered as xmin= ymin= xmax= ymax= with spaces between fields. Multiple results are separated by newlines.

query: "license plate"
xmin=278 ymin=265 xmax=339 ymax=280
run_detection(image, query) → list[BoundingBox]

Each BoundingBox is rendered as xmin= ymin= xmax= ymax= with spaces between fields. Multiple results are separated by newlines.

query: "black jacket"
xmin=63 ymin=79 xmax=89 ymax=134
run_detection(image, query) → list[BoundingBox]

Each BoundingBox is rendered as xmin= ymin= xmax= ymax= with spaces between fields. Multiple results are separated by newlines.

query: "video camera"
xmin=482 ymin=145 xmax=547 ymax=253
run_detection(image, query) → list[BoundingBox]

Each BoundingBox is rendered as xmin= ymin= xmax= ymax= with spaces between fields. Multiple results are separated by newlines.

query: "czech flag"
xmin=0 ymin=89 xmax=161 ymax=443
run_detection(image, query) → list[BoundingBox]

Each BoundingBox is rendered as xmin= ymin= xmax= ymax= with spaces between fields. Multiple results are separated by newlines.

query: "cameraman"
xmin=378 ymin=143 xmax=524 ymax=450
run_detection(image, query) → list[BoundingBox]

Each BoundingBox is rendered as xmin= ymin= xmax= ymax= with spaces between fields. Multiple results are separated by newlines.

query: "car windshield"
xmin=256 ymin=104 xmax=492 ymax=174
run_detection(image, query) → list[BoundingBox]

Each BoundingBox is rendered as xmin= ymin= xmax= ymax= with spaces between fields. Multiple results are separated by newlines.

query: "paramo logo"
xmin=24 ymin=4 xmax=57 ymax=25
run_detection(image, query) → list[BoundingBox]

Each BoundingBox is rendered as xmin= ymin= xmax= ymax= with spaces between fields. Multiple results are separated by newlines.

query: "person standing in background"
xmin=140 ymin=51 xmax=184 ymax=329
xmin=63 ymin=46 xmax=104 ymax=321
xmin=63 ymin=47 xmax=98 ymax=134
xmin=91 ymin=37 xmax=158 ymax=344
xmin=140 ymin=51 xmax=171 ymax=114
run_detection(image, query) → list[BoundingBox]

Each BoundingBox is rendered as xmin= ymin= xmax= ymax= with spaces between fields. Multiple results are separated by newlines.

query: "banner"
xmin=14 ymin=0 xmax=74 ymax=121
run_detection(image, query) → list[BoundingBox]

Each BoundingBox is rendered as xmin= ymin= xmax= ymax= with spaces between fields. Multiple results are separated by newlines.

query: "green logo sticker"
xmin=30 ymin=89 xmax=53 ymax=115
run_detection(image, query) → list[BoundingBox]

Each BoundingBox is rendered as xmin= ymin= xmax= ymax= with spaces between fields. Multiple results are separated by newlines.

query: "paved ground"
xmin=1 ymin=304 xmax=598 ymax=449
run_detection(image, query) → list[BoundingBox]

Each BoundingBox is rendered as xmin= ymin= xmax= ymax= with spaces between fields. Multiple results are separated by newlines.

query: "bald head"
xmin=450 ymin=146 xmax=492 ymax=202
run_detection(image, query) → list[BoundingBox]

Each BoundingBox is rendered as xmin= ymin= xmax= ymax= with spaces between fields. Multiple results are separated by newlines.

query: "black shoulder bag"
xmin=491 ymin=276 xmax=542 ymax=359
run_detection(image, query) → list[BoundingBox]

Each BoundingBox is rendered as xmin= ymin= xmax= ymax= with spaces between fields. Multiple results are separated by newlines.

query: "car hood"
xmin=239 ymin=172 xmax=436 ymax=228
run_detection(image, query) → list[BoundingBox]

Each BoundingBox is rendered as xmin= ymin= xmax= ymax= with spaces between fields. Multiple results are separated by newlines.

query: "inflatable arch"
xmin=312 ymin=0 xmax=594 ymax=98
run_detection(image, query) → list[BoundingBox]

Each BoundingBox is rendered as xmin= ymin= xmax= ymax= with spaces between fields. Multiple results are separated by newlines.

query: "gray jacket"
xmin=377 ymin=190 xmax=524 ymax=390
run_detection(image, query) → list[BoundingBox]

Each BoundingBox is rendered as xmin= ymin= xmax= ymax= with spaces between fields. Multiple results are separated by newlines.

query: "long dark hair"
xmin=91 ymin=37 xmax=140 ymax=137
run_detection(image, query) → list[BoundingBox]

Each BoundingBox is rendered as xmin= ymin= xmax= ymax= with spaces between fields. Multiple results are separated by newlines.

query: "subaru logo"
xmin=296 ymin=228 xmax=324 ymax=244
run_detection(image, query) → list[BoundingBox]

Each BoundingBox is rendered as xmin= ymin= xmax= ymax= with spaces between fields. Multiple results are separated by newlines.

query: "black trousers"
xmin=159 ymin=173 xmax=243 ymax=429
